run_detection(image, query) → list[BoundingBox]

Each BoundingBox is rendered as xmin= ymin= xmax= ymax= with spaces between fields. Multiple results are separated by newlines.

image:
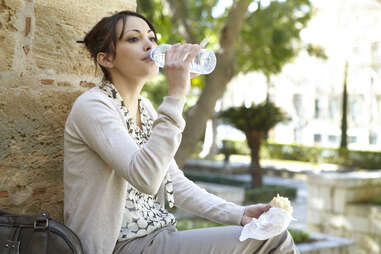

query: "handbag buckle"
xmin=34 ymin=218 xmax=49 ymax=230
xmin=3 ymin=240 xmax=20 ymax=249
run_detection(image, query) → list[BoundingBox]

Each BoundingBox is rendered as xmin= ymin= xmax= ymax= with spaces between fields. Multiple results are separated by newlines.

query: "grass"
xmin=176 ymin=218 xmax=312 ymax=244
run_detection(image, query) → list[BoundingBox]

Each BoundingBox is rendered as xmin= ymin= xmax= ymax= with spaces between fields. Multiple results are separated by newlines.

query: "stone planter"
xmin=297 ymin=231 xmax=354 ymax=254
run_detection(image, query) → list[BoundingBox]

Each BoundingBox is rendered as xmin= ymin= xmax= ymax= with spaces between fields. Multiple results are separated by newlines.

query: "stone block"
xmin=307 ymin=185 xmax=332 ymax=211
xmin=32 ymin=0 xmax=136 ymax=75
xmin=333 ymin=188 xmax=346 ymax=213
xmin=306 ymin=208 xmax=322 ymax=225
xmin=0 ymin=87 xmax=83 ymax=221
xmin=0 ymin=0 xmax=23 ymax=72
xmin=307 ymin=171 xmax=381 ymax=188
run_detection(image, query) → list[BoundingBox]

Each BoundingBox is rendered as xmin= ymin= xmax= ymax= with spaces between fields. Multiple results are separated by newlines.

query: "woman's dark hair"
xmin=78 ymin=11 xmax=158 ymax=81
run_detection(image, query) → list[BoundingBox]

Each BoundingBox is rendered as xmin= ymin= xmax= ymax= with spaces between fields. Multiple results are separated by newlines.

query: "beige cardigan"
xmin=64 ymin=87 xmax=245 ymax=254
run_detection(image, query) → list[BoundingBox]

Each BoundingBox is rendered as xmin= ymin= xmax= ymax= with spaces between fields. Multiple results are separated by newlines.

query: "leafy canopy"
xmin=139 ymin=0 xmax=314 ymax=77
xmin=219 ymin=101 xmax=289 ymax=133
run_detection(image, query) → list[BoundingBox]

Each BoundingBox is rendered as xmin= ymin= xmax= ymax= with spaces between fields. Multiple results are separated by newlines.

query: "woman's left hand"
xmin=240 ymin=203 xmax=271 ymax=226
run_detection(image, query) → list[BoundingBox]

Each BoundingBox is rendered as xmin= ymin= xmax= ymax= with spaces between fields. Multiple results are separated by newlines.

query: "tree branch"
xmin=165 ymin=0 xmax=197 ymax=43
xmin=219 ymin=0 xmax=251 ymax=58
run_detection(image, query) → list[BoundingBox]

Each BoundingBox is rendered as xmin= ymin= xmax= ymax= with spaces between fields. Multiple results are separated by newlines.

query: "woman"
xmin=64 ymin=10 xmax=298 ymax=254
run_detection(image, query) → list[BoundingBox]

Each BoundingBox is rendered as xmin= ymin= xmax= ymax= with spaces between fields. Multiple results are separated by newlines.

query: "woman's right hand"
xmin=164 ymin=43 xmax=201 ymax=99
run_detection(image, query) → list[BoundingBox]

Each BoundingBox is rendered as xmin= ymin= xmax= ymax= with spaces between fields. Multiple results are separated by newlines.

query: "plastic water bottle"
xmin=149 ymin=44 xmax=217 ymax=75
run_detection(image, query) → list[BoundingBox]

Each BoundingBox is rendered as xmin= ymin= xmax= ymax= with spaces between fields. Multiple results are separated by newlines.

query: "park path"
xmin=232 ymin=174 xmax=307 ymax=229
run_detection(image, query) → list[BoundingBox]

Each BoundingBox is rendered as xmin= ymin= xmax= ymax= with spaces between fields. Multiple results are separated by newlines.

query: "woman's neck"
xmin=111 ymin=74 xmax=145 ymax=123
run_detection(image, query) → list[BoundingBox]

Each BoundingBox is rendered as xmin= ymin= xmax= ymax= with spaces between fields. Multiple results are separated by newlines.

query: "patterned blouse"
xmin=98 ymin=80 xmax=176 ymax=241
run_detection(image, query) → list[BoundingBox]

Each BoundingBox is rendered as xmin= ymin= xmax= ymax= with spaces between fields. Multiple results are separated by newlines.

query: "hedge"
xmin=220 ymin=140 xmax=381 ymax=170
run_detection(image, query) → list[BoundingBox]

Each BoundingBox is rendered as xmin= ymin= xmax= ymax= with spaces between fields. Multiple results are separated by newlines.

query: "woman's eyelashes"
xmin=126 ymin=36 xmax=157 ymax=43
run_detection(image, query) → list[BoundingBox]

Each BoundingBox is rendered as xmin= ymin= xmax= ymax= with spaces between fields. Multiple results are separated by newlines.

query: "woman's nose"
xmin=144 ymin=39 xmax=154 ymax=52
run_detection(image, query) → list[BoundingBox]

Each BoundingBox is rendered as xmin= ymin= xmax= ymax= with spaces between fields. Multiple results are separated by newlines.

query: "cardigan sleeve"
xmin=65 ymin=92 xmax=185 ymax=196
xmin=168 ymin=161 xmax=245 ymax=226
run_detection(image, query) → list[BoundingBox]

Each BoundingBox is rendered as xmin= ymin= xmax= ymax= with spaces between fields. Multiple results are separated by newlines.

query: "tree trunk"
xmin=340 ymin=61 xmax=349 ymax=151
xmin=206 ymin=114 xmax=220 ymax=159
xmin=175 ymin=0 xmax=251 ymax=168
xmin=246 ymin=131 xmax=265 ymax=188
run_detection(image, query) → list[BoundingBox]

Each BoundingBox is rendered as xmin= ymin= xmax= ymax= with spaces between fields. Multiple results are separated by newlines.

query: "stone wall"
xmin=307 ymin=170 xmax=381 ymax=254
xmin=0 ymin=0 xmax=136 ymax=221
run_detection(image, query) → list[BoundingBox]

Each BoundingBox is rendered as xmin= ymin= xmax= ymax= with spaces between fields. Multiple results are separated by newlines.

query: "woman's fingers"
xmin=165 ymin=43 xmax=201 ymax=68
xmin=183 ymin=45 xmax=201 ymax=65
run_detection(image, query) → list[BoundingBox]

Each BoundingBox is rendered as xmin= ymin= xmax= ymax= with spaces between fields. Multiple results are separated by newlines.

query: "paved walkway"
xmin=233 ymin=174 xmax=307 ymax=229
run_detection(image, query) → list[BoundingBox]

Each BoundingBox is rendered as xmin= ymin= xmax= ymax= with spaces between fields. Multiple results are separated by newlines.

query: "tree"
xmin=219 ymin=101 xmax=289 ymax=187
xmin=138 ymin=0 xmax=314 ymax=168
xmin=339 ymin=61 xmax=349 ymax=155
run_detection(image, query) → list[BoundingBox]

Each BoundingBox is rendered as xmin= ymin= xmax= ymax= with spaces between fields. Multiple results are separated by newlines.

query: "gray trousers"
xmin=113 ymin=225 xmax=299 ymax=254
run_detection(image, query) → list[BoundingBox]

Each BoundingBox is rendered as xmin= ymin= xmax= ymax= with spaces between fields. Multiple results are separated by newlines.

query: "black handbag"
xmin=0 ymin=210 xmax=84 ymax=254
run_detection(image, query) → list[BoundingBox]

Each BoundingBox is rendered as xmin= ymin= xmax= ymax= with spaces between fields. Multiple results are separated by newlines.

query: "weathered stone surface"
xmin=307 ymin=171 xmax=381 ymax=254
xmin=0 ymin=87 xmax=83 ymax=220
xmin=0 ymin=0 xmax=23 ymax=72
xmin=32 ymin=0 xmax=136 ymax=75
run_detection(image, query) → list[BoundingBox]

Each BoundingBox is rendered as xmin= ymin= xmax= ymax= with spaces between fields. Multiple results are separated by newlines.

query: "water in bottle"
xmin=149 ymin=44 xmax=217 ymax=75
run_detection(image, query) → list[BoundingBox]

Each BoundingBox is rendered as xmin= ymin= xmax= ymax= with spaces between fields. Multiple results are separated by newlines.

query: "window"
xmin=349 ymin=97 xmax=361 ymax=122
xmin=369 ymin=132 xmax=377 ymax=145
xmin=314 ymin=99 xmax=321 ymax=119
xmin=348 ymin=136 xmax=357 ymax=144
xmin=328 ymin=135 xmax=338 ymax=143
xmin=329 ymin=97 xmax=339 ymax=119
xmin=314 ymin=134 xmax=322 ymax=143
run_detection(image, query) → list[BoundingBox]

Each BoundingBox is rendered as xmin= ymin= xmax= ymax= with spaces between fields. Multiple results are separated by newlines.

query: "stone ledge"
xmin=297 ymin=231 xmax=355 ymax=254
xmin=307 ymin=170 xmax=381 ymax=187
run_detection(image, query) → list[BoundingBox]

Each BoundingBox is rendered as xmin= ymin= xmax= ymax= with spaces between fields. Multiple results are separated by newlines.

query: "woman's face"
xmin=108 ymin=16 xmax=158 ymax=81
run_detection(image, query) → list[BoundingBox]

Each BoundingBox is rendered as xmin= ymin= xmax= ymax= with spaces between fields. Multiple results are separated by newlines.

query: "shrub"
xmin=220 ymin=140 xmax=381 ymax=170
xmin=244 ymin=185 xmax=297 ymax=204
xmin=289 ymin=229 xmax=311 ymax=244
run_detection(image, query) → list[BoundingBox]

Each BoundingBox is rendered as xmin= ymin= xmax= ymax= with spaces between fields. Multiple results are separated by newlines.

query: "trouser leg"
xmin=114 ymin=226 xmax=299 ymax=254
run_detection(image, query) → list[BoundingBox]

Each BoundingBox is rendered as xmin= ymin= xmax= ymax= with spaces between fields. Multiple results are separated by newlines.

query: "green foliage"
xmin=366 ymin=196 xmax=381 ymax=206
xmin=141 ymin=75 xmax=168 ymax=109
xmin=219 ymin=139 xmax=251 ymax=155
xmin=138 ymin=0 xmax=316 ymax=101
xmin=138 ymin=0 xmax=223 ymax=45
xmin=244 ymin=185 xmax=297 ymax=204
xmin=237 ymin=0 xmax=313 ymax=76
xmin=262 ymin=143 xmax=381 ymax=169
xmin=141 ymin=73 xmax=204 ymax=110
xmin=215 ymin=140 xmax=381 ymax=170
xmin=219 ymin=101 xmax=289 ymax=133
xmin=306 ymin=44 xmax=328 ymax=59
xmin=289 ymin=229 xmax=311 ymax=244
xmin=261 ymin=142 xmax=381 ymax=170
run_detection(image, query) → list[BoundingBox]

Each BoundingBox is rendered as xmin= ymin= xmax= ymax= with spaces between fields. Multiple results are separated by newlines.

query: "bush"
xmin=219 ymin=139 xmax=250 ymax=155
xmin=244 ymin=185 xmax=297 ymax=204
xmin=220 ymin=140 xmax=381 ymax=170
xmin=289 ymin=229 xmax=311 ymax=244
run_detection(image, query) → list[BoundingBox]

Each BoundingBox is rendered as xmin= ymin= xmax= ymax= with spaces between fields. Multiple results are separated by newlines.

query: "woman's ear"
xmin=97 ymin=52 xmax=114 ymax=69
